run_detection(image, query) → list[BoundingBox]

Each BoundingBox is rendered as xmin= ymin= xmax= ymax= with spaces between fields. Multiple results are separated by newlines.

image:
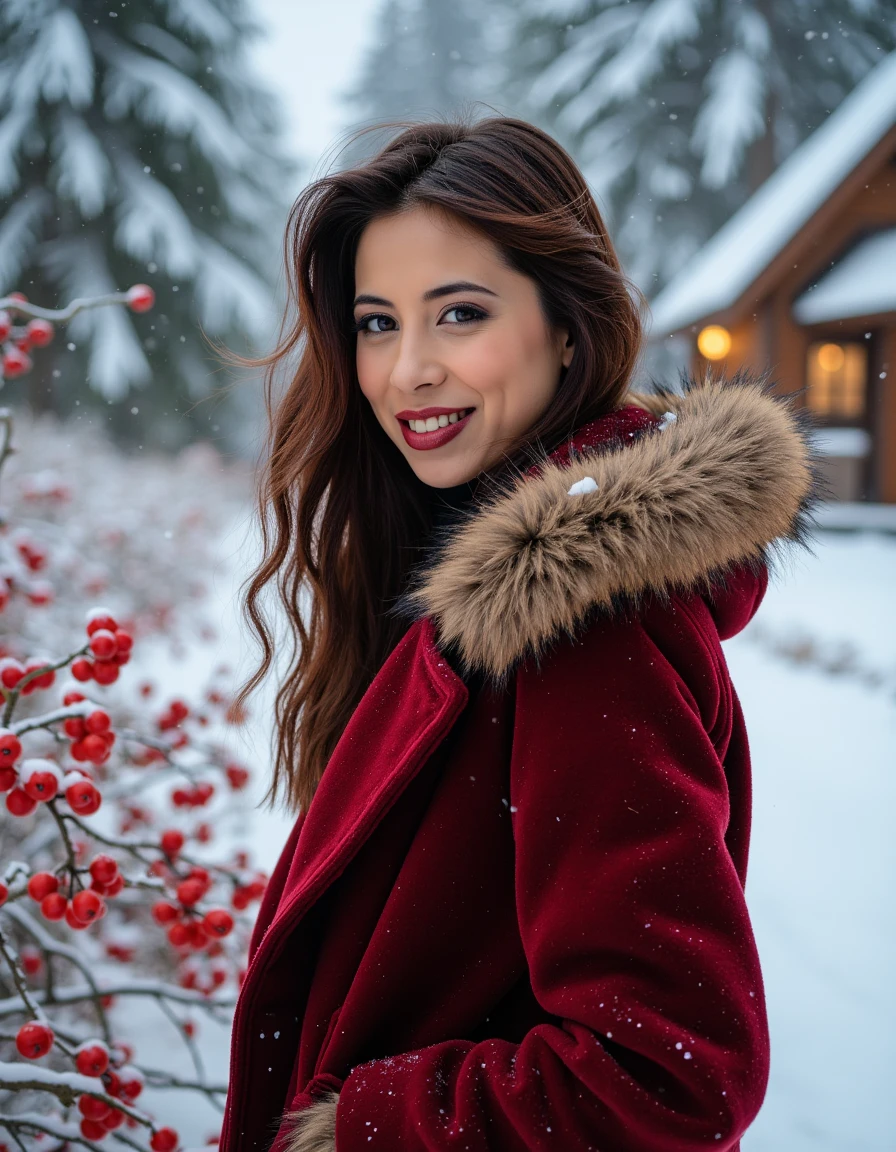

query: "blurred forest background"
xmin=2 ymin=0 xmax=894 ymax=454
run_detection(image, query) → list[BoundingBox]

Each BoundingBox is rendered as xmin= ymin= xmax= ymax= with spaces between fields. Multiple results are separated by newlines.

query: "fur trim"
xmin=277 ymin=1091 xmax=338 ymax=1152
xmin=392 ymin=368 xmax=826 ymax=686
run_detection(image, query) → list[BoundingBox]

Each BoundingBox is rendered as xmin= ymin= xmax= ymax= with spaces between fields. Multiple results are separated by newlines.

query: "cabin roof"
xmin=792 ymin=226 xmax=896 ymax=326
xmin=647 ymin=50 xmax=896 ymax=339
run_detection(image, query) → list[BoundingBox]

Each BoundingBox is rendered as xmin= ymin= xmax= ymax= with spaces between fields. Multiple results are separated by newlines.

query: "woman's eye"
xmin=354 ymin=314 xmax=394 ymax=334
xmin=442 ymin=305 xmax=485 ymax=325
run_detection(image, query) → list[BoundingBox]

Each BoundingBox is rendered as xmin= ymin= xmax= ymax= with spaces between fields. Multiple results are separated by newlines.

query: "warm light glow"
xmin=697 ymin=325 xmax=732 ymax=360
xmin=807 ymin=340 xmax=867 ymax=419
xmin=817 ymin=342 xmax=845 ymax=372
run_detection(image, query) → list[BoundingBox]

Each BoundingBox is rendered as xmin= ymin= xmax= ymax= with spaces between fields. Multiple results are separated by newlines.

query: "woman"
xmin=218 ymin=116 xmax=821 ymax=1152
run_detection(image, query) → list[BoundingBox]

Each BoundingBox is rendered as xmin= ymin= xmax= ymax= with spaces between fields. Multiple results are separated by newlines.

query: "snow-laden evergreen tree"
xmin=500 ymin=0 xmax=896 ymax=293
xmin=337 ymin=0 xmax=513 ymax=166
xmin=0 ymin=0 xmax=301 ymax=452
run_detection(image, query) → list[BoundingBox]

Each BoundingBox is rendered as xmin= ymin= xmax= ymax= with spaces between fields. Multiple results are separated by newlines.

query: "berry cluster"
xmin=0 ymin=654 xmax=56 ymax=695
xmin=0 ymin=736 xmax=102 ymax=819
xmin=63 ymin=695 xmax=115 ymax=764
xmin=0 ymin=285 xmax=154 ymax=383
xmin=71 ymin=610 xmax=134 ymax=686
xmin=13 ymin=1024 xmax=177 ymax=1146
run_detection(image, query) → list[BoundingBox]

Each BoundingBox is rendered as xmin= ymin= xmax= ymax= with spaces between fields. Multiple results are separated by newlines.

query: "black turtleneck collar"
xmin=427 ymin=477 xmax=481 ymax=531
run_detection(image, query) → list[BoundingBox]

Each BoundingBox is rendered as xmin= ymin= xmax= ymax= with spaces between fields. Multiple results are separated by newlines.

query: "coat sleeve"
xmin=333 ymin=592 xmax=771 ymax=1151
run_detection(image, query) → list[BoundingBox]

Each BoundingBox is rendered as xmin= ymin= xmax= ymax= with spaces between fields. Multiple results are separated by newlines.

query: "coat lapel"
xmin=246 ymin=614 xmax=469 ymax=974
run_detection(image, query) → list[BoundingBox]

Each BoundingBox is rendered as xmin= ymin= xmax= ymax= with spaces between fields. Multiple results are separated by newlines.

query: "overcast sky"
xmin=249 ymin=0 xmax=383 ymax=179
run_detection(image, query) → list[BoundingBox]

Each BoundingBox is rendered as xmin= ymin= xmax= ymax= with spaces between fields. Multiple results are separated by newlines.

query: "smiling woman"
xmin=351 ymin=207 xmax=575 ymax=487
xmin=214 ymin=113 xmax=820 ymax=1152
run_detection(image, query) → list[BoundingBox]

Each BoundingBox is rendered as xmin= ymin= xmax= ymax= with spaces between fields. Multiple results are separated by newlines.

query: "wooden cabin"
xmin=647 ymin=50 xmax=896 ymax=503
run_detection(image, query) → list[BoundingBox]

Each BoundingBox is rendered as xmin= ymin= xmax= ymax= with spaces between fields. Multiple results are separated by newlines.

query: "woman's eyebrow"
xmin=353 ymin=281 xmax=499 ymax=308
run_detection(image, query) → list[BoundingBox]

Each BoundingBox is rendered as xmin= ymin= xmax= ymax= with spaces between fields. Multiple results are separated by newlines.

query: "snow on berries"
xmin=70 ymin=606 xmax=134 ymax=686
xmin=19 ymin=758 xmax=64 ymax=802
xmin=75 ymin=1039 xmax=111 ymax=1077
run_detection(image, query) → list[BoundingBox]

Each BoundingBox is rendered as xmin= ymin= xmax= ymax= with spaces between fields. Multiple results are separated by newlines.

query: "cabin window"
xmin=806 ymin=340 xmax=867 ymax=420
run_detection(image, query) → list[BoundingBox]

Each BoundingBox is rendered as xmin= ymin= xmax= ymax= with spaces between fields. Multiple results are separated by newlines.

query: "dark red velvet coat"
xmin=220 ymin=372 xmax=818 ymax=1152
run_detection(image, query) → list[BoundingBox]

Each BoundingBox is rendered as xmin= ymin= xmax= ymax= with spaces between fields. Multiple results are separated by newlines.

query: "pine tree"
xmin=337 ymin=0 xmax=511 ymax=165
xmin=501 ymin=0 xmax=896 ymax=293
xmin=0 ymin=0 xmax=300 ymax=452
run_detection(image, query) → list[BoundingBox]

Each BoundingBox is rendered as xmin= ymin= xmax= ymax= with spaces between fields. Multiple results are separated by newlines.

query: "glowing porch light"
xmin=696 ymin=325 xmax=732 ymax=360
xmin=817 ymin=342 xmax=845 ymax=372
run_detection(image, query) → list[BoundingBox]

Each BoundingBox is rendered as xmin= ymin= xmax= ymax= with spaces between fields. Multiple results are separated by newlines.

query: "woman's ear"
xmin=559 ymin=328 xmax=575 ymax=369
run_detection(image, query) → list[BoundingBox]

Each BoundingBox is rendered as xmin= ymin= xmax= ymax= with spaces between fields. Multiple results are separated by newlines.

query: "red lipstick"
xmin=396 ymin=407 xmax=475 ymax=451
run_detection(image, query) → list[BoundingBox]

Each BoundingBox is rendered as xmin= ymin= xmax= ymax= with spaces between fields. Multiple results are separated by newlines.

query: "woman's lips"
xmin=398 ymin=409 xmax=474 ymax=451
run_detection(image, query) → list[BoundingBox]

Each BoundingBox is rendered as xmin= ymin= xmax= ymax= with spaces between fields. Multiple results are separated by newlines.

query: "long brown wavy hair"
xmin=222 ymin=113 xmax=645 ymax=818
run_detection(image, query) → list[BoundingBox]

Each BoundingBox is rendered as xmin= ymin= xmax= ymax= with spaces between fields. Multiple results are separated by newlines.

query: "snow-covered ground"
xmin=726 ymin=531 xmax=896 ymax=1150
xmin=171 ymin=518 xmax=896 ymax=1149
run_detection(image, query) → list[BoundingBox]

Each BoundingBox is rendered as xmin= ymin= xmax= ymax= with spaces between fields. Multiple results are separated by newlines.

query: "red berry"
xmin=85 ymin=709 xmax=111 ymax=734
xmin=64 ymin=716 xmax=88 ymax=739
xmin=89 ymin=629 xmax=118 ymax=660
xmin=102 ymin=1106 xmax=125 ymax=1130
xmin=0 ymin=659 xmax=26 ymax=690
xmin=102 ymin=872 xmax=125 ymax=897
xmin=176 ymin=878 xmax=204 ymax=907
xmin=21 ymin=946 xmax=42 ymax=975
xmin=86 ymin=612 xmax=118 ymax=636
xmin=93 ymin=660 xmax=120 ymax=685
xmin=71 ymin=657 xmax=94 ymax=682
xmin=65 ymin=902 xmax=92 ymax=930
xmin=195 ymin=781 xmax=214 ymax=805
xmin=119 ymin=1069 xmax=144 ymax=1098
xmin=202 ymin=909 xmax=234 ymax=938
xmin=114 ymin=629 xmax=133 ymax=654
xmin=71 ymin=889 xmax=104 ymax=923
xmin=150 ymin=1128 xmax=179 ymax=1152
xmin=82 ymin=733 xmax=110 ymax=763
xmin=2 ymin=347 xmax=31 ymax=377
xmin=127 ymin=284 xmax=155 ymax=313
xmin=75 ymin=1043 xmax=109 ymax=1077
xmin=0 ymin=729 xmax=23 ymax=766
xmin=6 ymin=787 xmax=37 ymax=816
xmin=160 ymin=829 xmax=184 ymax=856
xmin=21 ymin=657 xmax=53 ymax=690
xmin=40 ymin=892 xmax=67 ymax=920
xmin=27 ymin=872 xmax=59 ymax=901
xmin=151 ymin=901 xmax=180 ymax=925
xmin=225 ymin=764 xmax=249 ymax=790
xmin=80 ymin=1118 xmax=108 ymax=1140
xmin=0 ymin=881 xmax=7 ymax=906
xmin=78 ymin=1093 xmax=112 ymax=1120
xmin=0 ymin=766 xmax=17 ymax=792
xmin=22 ymin=770 xmax=59 ymax=802
xmin=166 ymin=922 xmax=190 ymax=947
xmin=25 ymin=318 xmax=54 ymax=347
xmin=89 ymin=855 xmax=118 ymax=884
xmin=66 ymin=779 xmax=102 ymax=815
xmin=16 ymin=1021 xmax=53 ymax=1058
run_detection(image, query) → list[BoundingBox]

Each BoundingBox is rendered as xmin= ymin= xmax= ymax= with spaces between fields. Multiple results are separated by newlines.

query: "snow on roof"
xmin=647 ymin=50 xmax=896 ymax=339
xmin=792 ymin=227 xmax=896 ymax=325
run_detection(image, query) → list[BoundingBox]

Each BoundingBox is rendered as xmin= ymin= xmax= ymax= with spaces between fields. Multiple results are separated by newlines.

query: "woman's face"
xmin=353 ymin=205 xmax=574 ymax=488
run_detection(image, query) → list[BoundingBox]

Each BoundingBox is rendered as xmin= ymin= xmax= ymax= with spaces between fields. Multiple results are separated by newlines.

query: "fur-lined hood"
xmin=393 ymin=369 xmax=823 ymax=684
